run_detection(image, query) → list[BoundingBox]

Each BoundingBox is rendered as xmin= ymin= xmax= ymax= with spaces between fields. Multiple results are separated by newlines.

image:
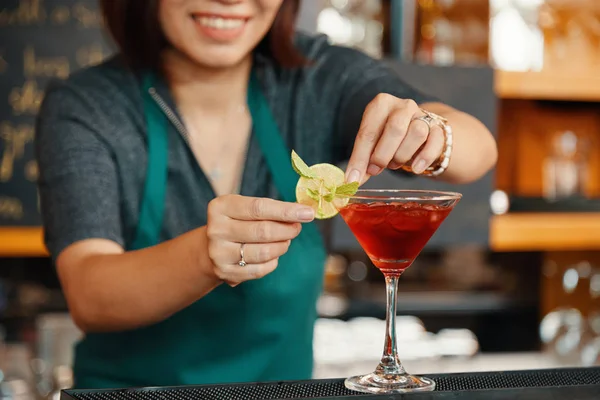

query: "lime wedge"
xmin=291 ymin=151 xmax=359 ymax=220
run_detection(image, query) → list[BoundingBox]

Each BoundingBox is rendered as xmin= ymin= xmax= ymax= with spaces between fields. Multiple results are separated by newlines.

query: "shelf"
xmin=495 ymin=70 xmax=600 ymax=102
xmin=3 ymin=213 xmax=600 ymax=257
xmin=0 ymin=227 xmax=48 ymax=257
xmin=490 ymin=212 xmax=600 ymax=252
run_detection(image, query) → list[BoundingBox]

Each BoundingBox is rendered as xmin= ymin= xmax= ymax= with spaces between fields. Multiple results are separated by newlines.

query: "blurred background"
xmin=0 ymin=0 xmax=599 ymax=398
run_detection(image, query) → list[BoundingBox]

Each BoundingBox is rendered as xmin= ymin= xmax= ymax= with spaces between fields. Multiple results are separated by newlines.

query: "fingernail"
xmin=297 ymin=207 xmax=315 ymax=221
xmin=388 ymin=161 xmax=400 ymax=170
xmin=346 ymin=169 xmax=361 ymax=183
xmin=412 ymin=159 xmax=427 ymax=174
xmin=367 ymin=164 xmax=382 ymax=176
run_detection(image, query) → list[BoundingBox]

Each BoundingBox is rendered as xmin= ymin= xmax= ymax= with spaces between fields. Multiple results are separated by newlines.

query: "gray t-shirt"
xmin=35 ymin=33 xmax=434 ymax=259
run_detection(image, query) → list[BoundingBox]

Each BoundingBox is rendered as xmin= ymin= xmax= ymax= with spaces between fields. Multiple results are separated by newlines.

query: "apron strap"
xmin=246 ymin=70 xmax=324 ymax=247
xmin=131 ymin=74 xmax=169 ymax=250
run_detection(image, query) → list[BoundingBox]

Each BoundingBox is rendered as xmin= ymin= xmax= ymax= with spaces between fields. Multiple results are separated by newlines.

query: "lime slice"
xmin=291 ymin=150 xmax=359 ymax=220
xmin=296 ymin=164 xmax=349 ymax=219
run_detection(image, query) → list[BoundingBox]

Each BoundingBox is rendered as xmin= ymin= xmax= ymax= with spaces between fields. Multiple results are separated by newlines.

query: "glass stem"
xmin=376 ymin=275 xmax=406 ymax=376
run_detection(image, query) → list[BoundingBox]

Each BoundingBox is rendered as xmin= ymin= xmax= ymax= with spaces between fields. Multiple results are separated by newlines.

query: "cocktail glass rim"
xmin=346 ymin=189 xmax=463 ymax=202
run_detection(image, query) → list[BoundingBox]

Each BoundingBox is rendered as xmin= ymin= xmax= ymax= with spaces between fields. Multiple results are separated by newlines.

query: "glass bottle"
xmin=543 ymin=130 xmax=589 ymax=201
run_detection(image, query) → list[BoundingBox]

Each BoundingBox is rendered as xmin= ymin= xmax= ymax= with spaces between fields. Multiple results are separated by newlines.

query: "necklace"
xmin=207 ymin=166 xmax=223 ymax=181
xmin=198 ymin=103 xmax=248 ymax=185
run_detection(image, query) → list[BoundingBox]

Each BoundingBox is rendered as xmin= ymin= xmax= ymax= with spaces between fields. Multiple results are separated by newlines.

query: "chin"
xmin=186 ymin=46 xmax=252 ymax=70
xmin=193 ymin=55 xmax=247 ymax=69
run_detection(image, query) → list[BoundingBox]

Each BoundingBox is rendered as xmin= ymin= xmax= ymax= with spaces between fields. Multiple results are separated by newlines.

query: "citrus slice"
xmin=291 ymin=150 xmax=359 ymax=219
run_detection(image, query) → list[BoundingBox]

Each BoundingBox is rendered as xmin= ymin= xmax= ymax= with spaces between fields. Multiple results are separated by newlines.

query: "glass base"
xmin=344 ymin=372 xmax=435 ymax=394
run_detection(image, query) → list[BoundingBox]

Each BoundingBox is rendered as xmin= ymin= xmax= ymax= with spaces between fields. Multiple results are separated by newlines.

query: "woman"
xmin=35 ymin=0 xmax=497 ymax=390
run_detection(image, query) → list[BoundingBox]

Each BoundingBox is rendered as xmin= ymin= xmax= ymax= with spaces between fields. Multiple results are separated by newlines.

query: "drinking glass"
xmin=338 ymin=189 xmax=461 ymax=394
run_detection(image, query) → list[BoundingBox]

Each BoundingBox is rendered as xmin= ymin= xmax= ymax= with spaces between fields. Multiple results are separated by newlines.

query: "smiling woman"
xmin=100 ymin=0 xmax=306 ymax=69
xmin=36 ymin=0 xmax=496 ymax=391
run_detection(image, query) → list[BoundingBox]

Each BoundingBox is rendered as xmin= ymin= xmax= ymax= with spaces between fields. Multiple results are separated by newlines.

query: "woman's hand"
xmin=345 ymin=93 xmax=446 ymax=184
xmin=206 ymin=194 xmax=315 ymax=286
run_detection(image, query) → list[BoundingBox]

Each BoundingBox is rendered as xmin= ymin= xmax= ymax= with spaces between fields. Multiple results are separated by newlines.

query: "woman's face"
xmin=159 ymin=0 xmax=284 ymax=69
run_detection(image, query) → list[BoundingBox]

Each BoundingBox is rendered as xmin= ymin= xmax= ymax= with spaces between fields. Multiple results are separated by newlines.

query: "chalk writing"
xmin=0 ymin=0 xmax=103 ymax=28
xmin=9 ymin=79 xmax=44 ymax=115
xmin=0 ymin=122 xmax=35 ymax=182
xmin=1 ymin=0 xmax=108 ymax=227
xmin=24 ymin=46 xmax=70 ymax=78
xmin=25 ymin=160 xmax=38 ymax=182
xmin=0 ymin=0 xmax=46 ymax=27
xmin=0 ymin=197 xmax=24 ymax=220
xmin=73 ymin=3 xmax=102 ymax=28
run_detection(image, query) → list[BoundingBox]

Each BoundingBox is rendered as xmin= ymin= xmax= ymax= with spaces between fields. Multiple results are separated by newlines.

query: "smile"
xmin=193 ymin=15 xmax=247 ymax=30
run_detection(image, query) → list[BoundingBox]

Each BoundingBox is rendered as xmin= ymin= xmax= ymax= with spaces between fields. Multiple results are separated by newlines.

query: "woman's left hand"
xmin=345 ymin=93 xmax=446 ymax=184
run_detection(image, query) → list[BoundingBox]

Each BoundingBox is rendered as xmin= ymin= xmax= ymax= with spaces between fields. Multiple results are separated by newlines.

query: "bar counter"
xmin=61 ymin=367 xmax=600 ymax=400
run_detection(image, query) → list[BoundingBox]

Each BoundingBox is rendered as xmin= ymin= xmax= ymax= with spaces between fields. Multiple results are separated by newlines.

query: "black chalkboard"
xmin=0 ymin=0 xmax=113 ymax=226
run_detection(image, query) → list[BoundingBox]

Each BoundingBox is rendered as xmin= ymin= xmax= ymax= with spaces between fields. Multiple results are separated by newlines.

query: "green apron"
xmin=72 ymin=69 xmax=327 ymax=389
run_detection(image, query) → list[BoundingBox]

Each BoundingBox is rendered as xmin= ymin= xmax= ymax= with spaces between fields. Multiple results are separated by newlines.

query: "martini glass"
xmin=338 ymin=189 xmax=462 ymax=394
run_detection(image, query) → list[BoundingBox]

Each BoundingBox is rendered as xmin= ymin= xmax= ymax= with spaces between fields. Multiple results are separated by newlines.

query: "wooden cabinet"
xmin=492 ymin=70 xmax=600 ymax=324
xmin=491 ymin=71 xmax=600 ymax=252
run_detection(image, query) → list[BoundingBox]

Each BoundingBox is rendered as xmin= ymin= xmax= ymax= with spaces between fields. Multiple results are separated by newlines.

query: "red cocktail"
xmin=339 ymin=202 xmax=452 ymax=275
xmin=339 ymin=190 xmax=461 ymax=394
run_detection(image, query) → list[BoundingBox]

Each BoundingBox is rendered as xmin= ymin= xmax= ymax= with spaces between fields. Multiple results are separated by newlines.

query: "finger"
xmin=218 ymin=259 xmax=280 ymax=286
xmin=391 ymin=117 xmax=430 ymax=166
xmin=345 ymin=94 xmax=392 ymax=183
xmin=368 ymin=108 xmax=411 ymax=174
xmin=411 ymin=125 xmax=445 ymax=174
xmin=360 ymin=173 xmax=372 ymax=186
xmin=227 ymin=196 xmax=315 ymax=222
xmin=226 ymin=221 xmax=301 ymax=243
xmin=218 ymin=241 xmax=291 ymax=265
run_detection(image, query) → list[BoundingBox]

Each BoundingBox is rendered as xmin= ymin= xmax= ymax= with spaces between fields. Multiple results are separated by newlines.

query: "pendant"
xmin=209 ymin=167 xmax=222 ymax=181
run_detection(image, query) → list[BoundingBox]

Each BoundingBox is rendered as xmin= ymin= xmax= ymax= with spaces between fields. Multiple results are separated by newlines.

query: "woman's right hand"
xmin=206 ymin=194 xmax=316 ymax=286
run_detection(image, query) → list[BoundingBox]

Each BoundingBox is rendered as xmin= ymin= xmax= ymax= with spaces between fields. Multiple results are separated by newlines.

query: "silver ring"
xmin=413 ymin=114 xmax=434 ymax=128
xmin=238 ymin=243 xmax=247 ymax=267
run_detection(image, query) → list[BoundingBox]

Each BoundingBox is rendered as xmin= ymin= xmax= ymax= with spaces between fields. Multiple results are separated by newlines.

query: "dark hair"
xmin=100 ymin=0 xmax=306 ymax=70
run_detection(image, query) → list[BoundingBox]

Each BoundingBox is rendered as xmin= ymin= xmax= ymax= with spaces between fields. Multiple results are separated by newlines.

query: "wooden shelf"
xmin=495 ymin=70 xmax=600 ymax=102
xmin=0 ymin=227 xmax=48 ymax=257
xmin=490 ymin=212 xmax=600 ymax=252
xmin=3 ymin=213 xmax=600 ymax=257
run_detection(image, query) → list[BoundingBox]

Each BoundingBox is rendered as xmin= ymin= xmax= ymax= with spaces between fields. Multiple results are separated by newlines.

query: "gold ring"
xmin=238 ymin=243 xmax=247 ymax=267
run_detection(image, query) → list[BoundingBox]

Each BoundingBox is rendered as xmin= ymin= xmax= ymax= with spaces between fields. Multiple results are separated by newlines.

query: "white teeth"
xmin=197 ymin=16 xmax=244 ymax=30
